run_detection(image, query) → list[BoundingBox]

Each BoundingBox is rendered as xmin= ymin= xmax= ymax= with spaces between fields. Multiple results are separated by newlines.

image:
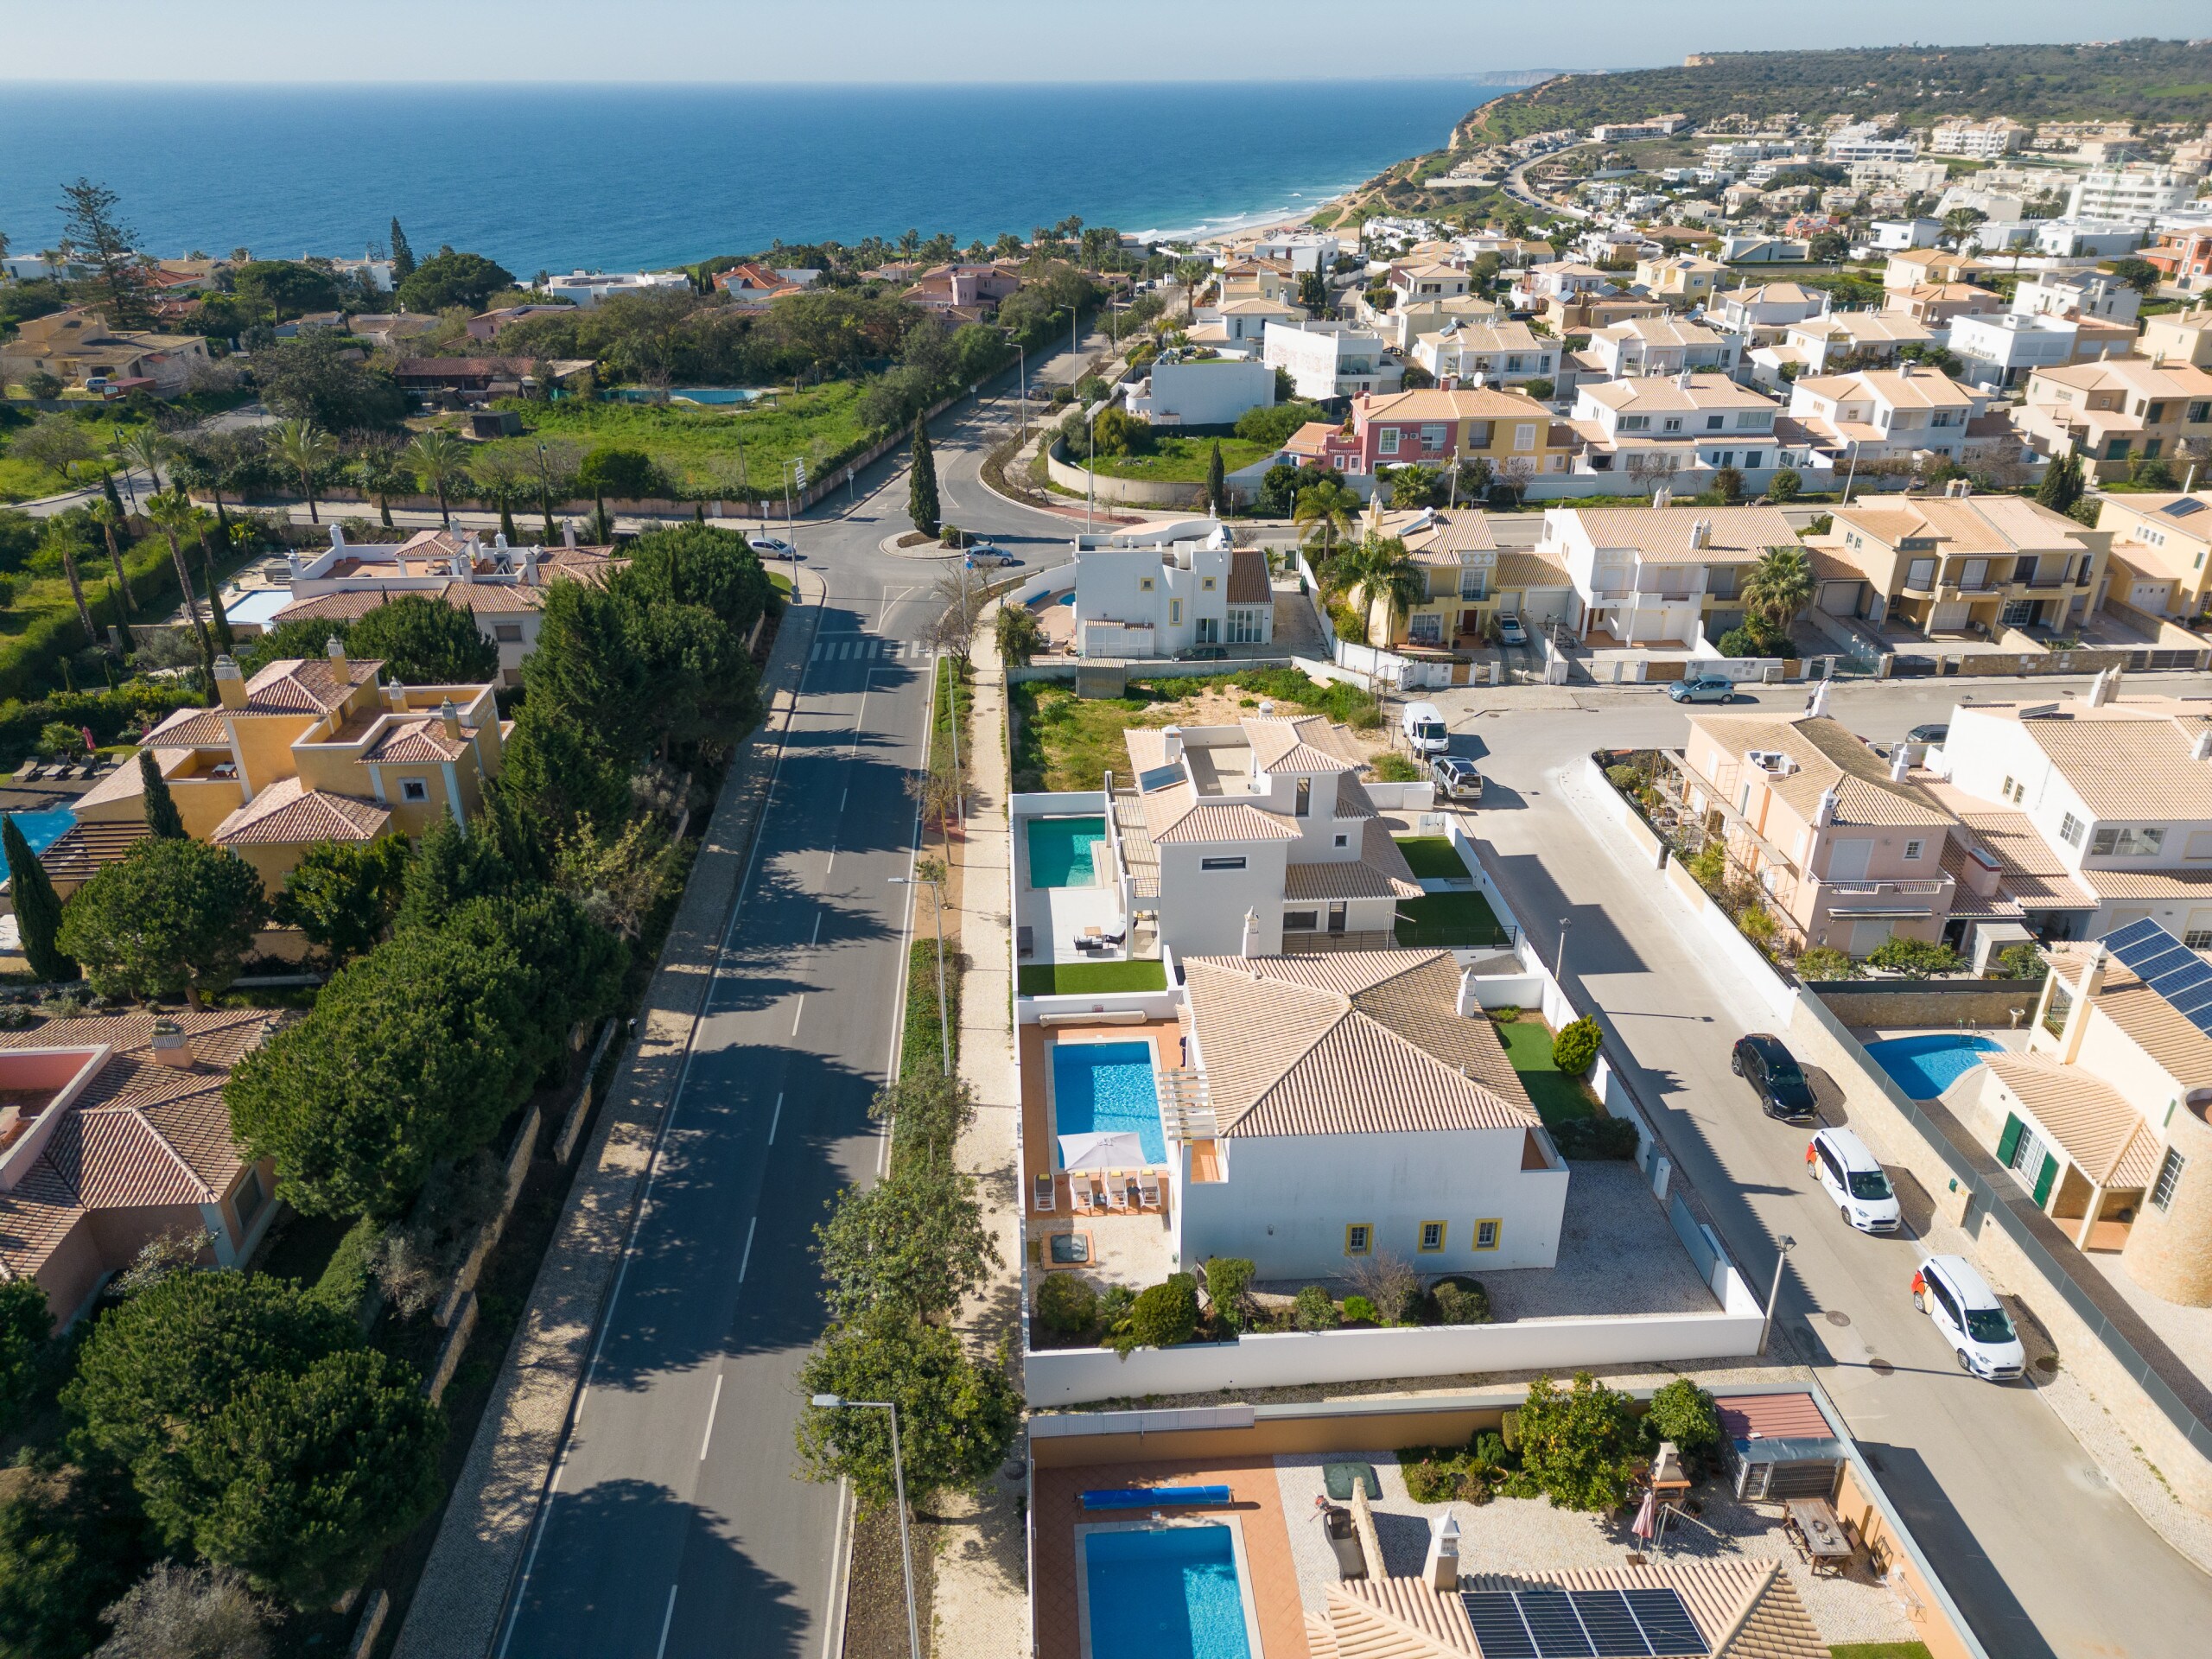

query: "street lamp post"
xmin=1840 ymin=440 xmax=1860 ymax=506
xmin=889 ymin=869 xmax=950 ymax=1073
xmin=1555 ymin=916 xmax=1573 ymax=984
xmin=810 ymin=1395 xmax=920 ymax=1659
xmin=1759 ymin=1236 xmax=1797 ymax=1357
xmin=1017 ymin=341 xmax=1028 ymax=442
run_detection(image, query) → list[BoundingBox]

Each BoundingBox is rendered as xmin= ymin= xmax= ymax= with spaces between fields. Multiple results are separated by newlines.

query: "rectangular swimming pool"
xmin=1051 ymin=1040 xmax=1165 ymax=1166
xmin=1028 ymin=815 xmax=1107 ymax=888
xmin=2 ymin=809 xmax=75 ymax=858
xmin=1080 ymin=1523 xmax=1254 ymax=1659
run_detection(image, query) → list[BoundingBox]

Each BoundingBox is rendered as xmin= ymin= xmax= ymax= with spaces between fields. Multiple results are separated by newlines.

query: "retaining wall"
xmin=1810 ymin=982 xmax=2044 ymax=1030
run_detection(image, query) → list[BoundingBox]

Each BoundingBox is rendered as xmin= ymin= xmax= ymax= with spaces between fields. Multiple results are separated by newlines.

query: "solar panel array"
xmin=2102 ymin=917 xmax=2212 ymax=1034
xmin=2161 ymin=498 xmax=2207 ymax=519
xmin=1459 ymin=1587 xmax=1708 ymax=1658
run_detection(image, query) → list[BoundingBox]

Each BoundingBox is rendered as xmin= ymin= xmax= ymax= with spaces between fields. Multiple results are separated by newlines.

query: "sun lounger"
xmin=1106 ymin=1179 xmax=1128 ymax=1213
xmin=1138 ymin=1172 xmax=1161 ymax=1208
xmin=1033 ymin=1173 xmax=1054 ymax=1213
xmin=1072 ymin=1182 xmax=1096 ymax=1215
xmin=18 ymin=765 xmax=46 ymax=782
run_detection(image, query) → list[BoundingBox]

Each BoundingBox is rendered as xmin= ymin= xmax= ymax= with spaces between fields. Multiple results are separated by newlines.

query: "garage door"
xmin=1929 ymin=601 xmax=1970 ymax=632
xmin=1820 ymin=581 xmax=1865 ymax=617
xmin=1522 ymin=588 xmax=1570 ymax=628
xmin=2131 ymin=582 xmax=2172 ymax=613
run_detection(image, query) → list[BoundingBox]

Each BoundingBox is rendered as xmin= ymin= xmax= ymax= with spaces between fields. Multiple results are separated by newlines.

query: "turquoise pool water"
xmin=3 ymin=809 xmax=75 ymax=855
xmin=1027 ymin=815 xmax=1107 ymax=887
xmin=1865 ymin=1033 xmax=2000 ymax=1100
xmin=1052 ymin=1040 xmax=1164 ymax=1166
xmin=1083 ymin=1525 xmax=1250 ymax=1659
xmin=607 ymin=386 xmax=764 ymax=404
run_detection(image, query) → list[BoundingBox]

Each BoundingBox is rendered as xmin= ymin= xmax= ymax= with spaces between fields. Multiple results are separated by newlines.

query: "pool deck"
xmin=1015 ymin=814 xmax=1134 ymax=967
xmin=1033 ymin=1456 xmax=1307 ymax=1659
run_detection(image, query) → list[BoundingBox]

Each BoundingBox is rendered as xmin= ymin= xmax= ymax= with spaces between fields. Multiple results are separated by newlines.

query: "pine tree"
xmin=2036 ymin=448 xmax=2083 ymax=516
xmin=1206 ymin=440 xmax=1228 ymax=518
xmin=908 ymin=415 xmax=939 ymax=537
xmin=389 ymin=217 xmax=416 ymax=283
xmin=140 ymin=752 xmax=187 ymax=840
xmin=3 ymin=816 xmax=74 ymax=983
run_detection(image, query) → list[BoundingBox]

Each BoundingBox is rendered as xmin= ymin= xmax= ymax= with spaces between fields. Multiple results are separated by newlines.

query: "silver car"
xmin=1431 ymin=756 xmax=1484 ymax=802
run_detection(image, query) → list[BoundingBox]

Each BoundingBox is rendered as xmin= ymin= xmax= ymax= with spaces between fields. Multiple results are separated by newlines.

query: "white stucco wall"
xmin=1155 ymin=841 xmax=1292 ymax=957
xmin=1128 ymin=359 xmax=1277 ymax=428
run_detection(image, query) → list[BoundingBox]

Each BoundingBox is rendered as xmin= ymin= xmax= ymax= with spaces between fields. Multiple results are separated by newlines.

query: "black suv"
xmin=1732 ymin=1033 xmax=1817 ymax=1121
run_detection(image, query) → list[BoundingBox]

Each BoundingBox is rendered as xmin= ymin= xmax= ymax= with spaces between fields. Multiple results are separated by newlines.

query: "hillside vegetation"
xmin=1462 ymin=40 xmax=2212 ymax=143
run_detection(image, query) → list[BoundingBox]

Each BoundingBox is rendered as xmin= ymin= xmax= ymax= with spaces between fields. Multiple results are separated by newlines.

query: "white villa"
xmin=1068 ymin=527 xmax=1274 ymax=659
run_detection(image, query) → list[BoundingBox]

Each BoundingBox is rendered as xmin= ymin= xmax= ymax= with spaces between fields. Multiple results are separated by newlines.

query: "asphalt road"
xmin=1427 ymin=674 xmax=2212 ymax=1659
xmin=496 ymin=377 xmax=1088 ymax=1659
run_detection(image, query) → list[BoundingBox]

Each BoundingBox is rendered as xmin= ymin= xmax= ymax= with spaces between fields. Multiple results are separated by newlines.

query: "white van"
xmin=1807 ymin=1127 xmax=1900 ymax=1233
xmin=1401 ymin=702 xmax=1449 ymax=755
xmin=1912 ymin=1255 xmax=2025 ymax=1381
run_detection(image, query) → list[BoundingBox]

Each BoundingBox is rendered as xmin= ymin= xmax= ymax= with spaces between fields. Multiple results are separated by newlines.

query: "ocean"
xmin=0 ymin=80 xmax=1510 ymax=276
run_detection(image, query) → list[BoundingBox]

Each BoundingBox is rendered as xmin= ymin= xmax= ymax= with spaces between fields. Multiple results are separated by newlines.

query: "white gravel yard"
xmin=1484 ymin=1159 xmax=1720 ymax=1321
xmin=1273 ymin=1450 xmax=1918 ymax=1647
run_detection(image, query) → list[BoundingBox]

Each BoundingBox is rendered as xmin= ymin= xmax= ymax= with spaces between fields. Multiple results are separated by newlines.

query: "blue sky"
xmin=3 ymin=3 xmax=2207 ymax=82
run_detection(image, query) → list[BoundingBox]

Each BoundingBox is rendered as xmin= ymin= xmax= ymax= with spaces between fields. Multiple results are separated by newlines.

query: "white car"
xmin=1912 ymin=1254 xmax=2025 ymax=1382
xmin=747 ymin=535 xmax=798 ymax=560
xmin=1807 ymin=1127 xmax=1900 ymax=1233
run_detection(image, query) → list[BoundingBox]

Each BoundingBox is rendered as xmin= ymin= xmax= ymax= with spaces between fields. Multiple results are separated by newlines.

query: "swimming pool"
xmin=3 ymin=809 xmax=75 ymax=856
xmin=607 ymin=386 xmax=764 ymax=404
xmin=1052 ymin=1040 xmax=1164 ymax=1166
xmin=1028 ymin=816 xmax=1107 ymax=888
xmin=1079 ymin=1523 xmax=1254 ymax=1659
xmin=1864 ymin=1033 xmax=2001 ymax=1100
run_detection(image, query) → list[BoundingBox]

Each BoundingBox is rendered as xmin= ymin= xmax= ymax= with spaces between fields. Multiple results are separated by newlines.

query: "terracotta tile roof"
xmin=2010 ymin=711 xmax=2212 ymax=819
xmin=1226 ymin=548 xmax=1272 ymax=605
xmin=1402 ymin=511 xmax=1500 ymax=557
xmin=2076 ymin=863 xmax=2212 ymax=901
xmin=210 ymin=777 xmax=390 ymax=846
xmin=35 ymin=821 xmax=151 ymax=886
xmin=365 ymin=715 xmax=474 ymax=763
xmin=443 ymin=581 xmax=549 ymax=615
xmin=1581 ymin=376 xmax=1776 ymax=415
xmin=1140 ymin=784 xmax=1301 ymax=846
xmin=1493 ymin=550 xmax=1572 ymax=589
xmin=273 ymin=590 xmax=401 ymax=623
xmin=1283 ymin=822 xmax=1425 ymax=900
xmin=1335 ymin=774 xmax=1379 ymax=819
xmin=1832 ymin=495 xmax=2087 ymax=556
xmin=1713 ymin=1390 xmax=1833 ymax=1441
xmin=2050 ymin=943 xmax=2212 ymax=1090
xmin=240 ymin=655 xmax=383 ymax=715
xmin=144 ymin=705 xmax=232 ymax=747
xmin=1690 ymin=712 xmax=1954 ymax=827
xmin=1980 ymin=1053 xmax=2160 ymax=1187
xmin=74 ymin=749 xmax=190 ymax=812
xmin=1360 ymin=387 xmax=1554 ymax=423
xmin=1561 ymin=505 xmax=1801 ymax=564
xmin=1248 ymin=716 xmax=1359 ymax=774
xmin=1182 ymin=951 xmax=1538 ymax=1137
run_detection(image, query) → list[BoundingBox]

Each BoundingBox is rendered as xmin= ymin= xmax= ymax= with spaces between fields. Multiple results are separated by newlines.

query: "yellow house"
xmin=1634 ymin=253 xmax=1724 ymax=309
xmin=1351 ymin=507 xmax=1575 ymax=652
xmin=70 ymin=642 xmax=505 ymax=893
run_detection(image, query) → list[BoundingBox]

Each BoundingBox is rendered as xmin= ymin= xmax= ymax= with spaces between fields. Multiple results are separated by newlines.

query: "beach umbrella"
xmin=1632 ymin=1489 xmax=1658 ymax=1544
xmin=1058 ymin=1130 xmax=1147 ymax=1171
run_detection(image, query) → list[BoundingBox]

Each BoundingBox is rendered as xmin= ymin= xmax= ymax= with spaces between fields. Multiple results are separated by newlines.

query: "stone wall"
xmin=1811 ymin=982 xmax=2045 ymax=1030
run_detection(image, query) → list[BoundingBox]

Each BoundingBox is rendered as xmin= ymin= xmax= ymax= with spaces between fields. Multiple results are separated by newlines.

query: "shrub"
xmin=1685 ymin=841 xmax=1727 ymax=893
xmin=1204 ymin=1256 xmax=1255 ymax=1332
xmin=1866 ymin=934 xmax=1961 ymax=979
xmin=1644 ymin=1377 xmax=1723 ymax=1467
xmin=1509 ymin=1372 xmax=1643 ymax=1511
xmin=1341 ymin=1294 xmax=1380 ymax=1325
xmin=1293 ymin=1285 xmax=1340 ymax=1331
xmin=1718 ymin=619 xmax=1789 ymax=658
xmin=35 ymin=721 xmax=86 ymax=760
xmin=1370 ymin=752 xmax=1421 ymax=782
xmin=1548 ymin=1116 xmax=1641 ymax=1160
xmin=1473 ymin=1430 xmax=1515 ymax=1471
xmin=1768 ymin=467 xmax=1802 ymax=501
xmin=1552 ymin=1017 xmax=1601 ymax=1076
xmin=1736 ymin=903 xmax=1776 ymax=948
xmin=1034 ymin=1273 xmax=1098 ymax=1337
xmin=1111 ymin=1274 xmax=1198 ymax=1356
xmin=1605 ymin=764 xmax=1642 ymax=791
xmin=1794 ymin=944 xmax=1859 ymax=982
xmin=1400 ymin=1450 xmax=1465 ymax=1503
xmin=1994 ymin=943 xmax=2047 ymax=982
xmin=1431 ymin=1276 xmax=1491 ymax=1325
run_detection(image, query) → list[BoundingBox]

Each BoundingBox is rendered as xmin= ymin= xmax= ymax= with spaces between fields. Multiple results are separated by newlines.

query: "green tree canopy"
xmin=396 ymin=248 xmax=515 ymax=314
xmin=225 ymin=925 xmax=533 ymax=1217
xmin=232 ymin=260 xmax=342 ymax=323
xmin=270 ymin=835 xmax=409 ymax=966
xmin=621 ymin=524 xmax=774 ymax=635
xmin=3 ymin=814 xmax=75 ymax=983
xmin=908 ymin=415 xmax=939 ymax=536
xmin=56 ymin=840 xmax=267 ymax=1009
xmin=795 ymin=1306 xmax=1020 ymax=1513
xmin=575 ymin=445 xmax=659 ymax=499
xmin=344 ymin=592 xmax=499 ymax=683
xmin=0 ymin=1469 xmax=156 ymax=1659
xmin=520 ymin=577 xmax=656 ymax=764
xmin=814 ymin=1164 xmax=999 ymax=1325
xmin=0 ymin=1278 xmax=54 ymax=1437
xmin=138 ymin=750 xmax=186 ymax=841
xmin=252 ymin=333 xmax=406 ymax=431
xmin=396 ymin=816 xmax=524 ymax=931
xmin=439 ymin=888 xmax=626 ymax=1077
xmin=1510 ymin=1372 xmax=1643 ymax=1510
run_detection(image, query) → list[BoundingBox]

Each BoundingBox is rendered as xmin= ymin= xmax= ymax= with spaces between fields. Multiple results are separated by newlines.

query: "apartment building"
xmin=1949 ymin=310 xmax=2138 ymax=391
xmin=2068 ymin=164 xmax=2199 ymax=221
xmin=1815 ymin=491 xmax=2105 ymax=638
xmin=1633 ymin=252 xmax=1724 ymax=308
xmin=1884 ymin=282 xmax=2005 ymax=328
xmin=1586 ymin=315 xmax=1739 ymax=378
xmin=1930 ymin=118 xmax=2024 ymax=159
xmin=1825 ymin=124 xmax=1920 ymax=165
xmin=1680 ymin=708 xmax=1962 ymax=955
xmin=2142 ymin=307 xmax=2212 ymax=368
xmin=2013 ymin=356 xmax=2212 ymax=477
xmin=1408 ymin=321 xmax=1557 ymax=389
xmin=2146 ymin=231 xmax=2212 ymax=290
xmin=2012 ymin=269 xmax=2144 ymax=327
xmin=1262 ymin=319 xmax=1403 ymax=401
xmin=1783 ymin=365 xmax=1983 ymax=467
xmin=1755 ymin=312 xmax=1938 ymax=385
xmin=1567 ymin=374 xmax=1793 ymax=488
xmin=1709 ymin=281 xmax=1828 ymax=345
xmin=1284 ymin=387 xmax=1566 ymax=486
xmin=2097 ymin=492 xmax=2212 ymax=620
xmin=1376 ymin=292 xmax=1503 ymax=353
xmin=1069 ymin=530 xmax=1273 ymax=658
xmin=1546 ymin=503 xmax=1800 ymax=647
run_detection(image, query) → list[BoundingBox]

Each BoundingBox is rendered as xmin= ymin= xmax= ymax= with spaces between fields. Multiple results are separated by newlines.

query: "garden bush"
xmin=1507 ymin=1372 xmax=1643 ymax=1511
xmin=1399 ymin=1448 xmax=1465 ymax=1503
xmin=1204 ymin=1255 xmax=1255 ymax=1332
xmin=1293 ymin=1284 xmax=1340 ymax=1331
xmin=1035 ymin=1272 xmax=1098 ymax=1337
xmin=1994 ymin=943 xmax=2046 ymax=982
xmin=1111 ymin=1274 xmax=1198 ymax=1356
xmin=1644 ymin=1377 xmax=1723 ymax=1471
xmin=1552 ymin=1017 xmax=1601 ymax=1076
xmin=1548 ymin=1116 xmax=1641 ymax=1160
xmin=1371 ymin=752 xmax=1421 ymax=783
xmin=1430 ymin=1276 xmax=1491 ymax=1325
xmin=1866 ymin=935 xmax=1961 ymax=978
xmin=1341 ymin=1294 xmax=1380 ymax=1325
xmin=1794 ymin=945 xmax=1859 ymax=982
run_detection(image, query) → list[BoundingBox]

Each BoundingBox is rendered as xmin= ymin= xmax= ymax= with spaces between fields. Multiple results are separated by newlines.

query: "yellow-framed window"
xmin=1417 ymin=1220 xmax=1446 ymax=1254
xmin=1344 ymin=1223 xmax=1373 ymax=1256
xmin=1472 ymin=1218 xmax=1503 ymax=1251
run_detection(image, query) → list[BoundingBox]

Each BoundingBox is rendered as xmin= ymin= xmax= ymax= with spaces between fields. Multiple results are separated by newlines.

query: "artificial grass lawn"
xmin=1494 ymin=1015 xmax=1598 ymax=1127
xmin=1394 ymin=835 xmax=1468 ymax=880
xmin=1019 ymin=959 xmax=1169 ymax=996
xmin=1088 ymin=435 xmax=1275 ymax=484
xmin=1393 ymin=890 xmax=1508 ymax=951
xmin=474 ymin=381 xmax=875 ymax=498
xmin=1827 ymin=1646 xmax=1934 ymax=1659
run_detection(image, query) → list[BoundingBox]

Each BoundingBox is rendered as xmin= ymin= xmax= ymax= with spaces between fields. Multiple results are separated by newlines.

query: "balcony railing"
xmin=1809 ymin=875 xmax=1953 ymax=899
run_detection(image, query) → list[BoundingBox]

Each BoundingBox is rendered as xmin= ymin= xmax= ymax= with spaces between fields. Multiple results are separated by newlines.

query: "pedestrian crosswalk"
xmin=809 ymin=636 xmax=930 ymax=662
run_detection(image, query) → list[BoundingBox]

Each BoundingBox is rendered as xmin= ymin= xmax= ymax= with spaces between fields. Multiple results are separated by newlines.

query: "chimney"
xmin=522 ymin=547 xmax=541 ymax=586
xmin=1897 ymin=359 xmax=1913 ymax=378
xmin=493 ymin=531 xmax=508 ymax=550
xmin=1653 ymin=486 xmax=1672 ymax=511
xmin=1161 ymin=725 xmax=1185 ymax=763
xmin=149 ymin=1020 xmax=195 ymax=1068
xmin=213 ymin=654 xmax=246 ymax=710
xmin=1241 ymin=907 xmax=1262 ymax=958
xmin=2061 ymin=942 xmax=2107 ymax=1065
xmin=1814 ymin=785 xmax=1840 ymax=827
xmin=326 ymin=634 xmax=346 ymax=674
xmin=1690 ymin=518 xmax=1711 ymax=549
xmin=563 ymin=520 xmax=578 ymax=550
xmin=439 ymin=697 xmax=462 ymax=741
xmin=1890 ymin=745 xmax=1911 ymax=783
xmin=1423 ymin=1511 xmax=1463 ymax=1592
xmin=2196 ymin=728 xmax=2212 ymax=763
xmin=2087 ymin=665 xmax=2122 ymax=708
xmin=1676 ymin=368 xmax=1694 ymax=390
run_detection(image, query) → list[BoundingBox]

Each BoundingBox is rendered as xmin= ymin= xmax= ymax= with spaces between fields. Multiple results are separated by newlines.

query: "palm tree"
xmin=1740 ymin=546 xmax=1815 ymax=637
xmin=1293 ymin=477 xmax=1360 ymax=558
xmin=1330 ymin=536 xmax=1427 ymax=650
xmin=271 ymin=418 xmax=336 ymax=524
xmin=41 ymin=517 xmax=98 ymax=646
xmin=146 ymin=489 xmax=213 ymax=658
xmin=88 ymin=495 xmax=135 ymax=613
xmin=406 ymin=429 xmax=471 ymax=528
xmin=357 ymin=446 xmax=411 ymax=529
xmin=121 ymin=426 xmax=169 ymax=494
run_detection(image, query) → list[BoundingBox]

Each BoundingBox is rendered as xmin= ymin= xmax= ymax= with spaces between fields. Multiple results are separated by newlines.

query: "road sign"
xmin=795 ymin=460 xmax=809 ymax=488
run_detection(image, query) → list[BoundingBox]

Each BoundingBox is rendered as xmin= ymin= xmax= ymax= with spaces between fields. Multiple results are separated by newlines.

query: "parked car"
xmin=1807 ymin=1127 xmax=1900 ymax=1233
xmin=1177 ymin=644 xmax=1228 ymax=661
xmin=1497 ymin=613 xmax=1529 ymax=647
xmin=1731 ymin=1033 xmax=1817 ymax=1121
xmin=1669 ymin=676 xmax=1736 ymax=704
xmin=1912 ymin=1255 xmax=2025 ymax=1381
xmin=1906 ymin=722 xmax=1948 ymax=745
xmin=1431 ymin=755 xmax=1484 ymax=802
xmin=747 ymin=535 xmax=798 ymax=560
xmin=1401 ymin=701 xmax=1450 ymax=755
xmin=965 ymin=543 xmax=1020 ymax=568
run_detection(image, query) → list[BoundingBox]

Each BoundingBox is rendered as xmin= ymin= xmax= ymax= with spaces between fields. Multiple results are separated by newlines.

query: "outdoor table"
xmin=1785 ymin=1497 xmax=1853 ymax=1573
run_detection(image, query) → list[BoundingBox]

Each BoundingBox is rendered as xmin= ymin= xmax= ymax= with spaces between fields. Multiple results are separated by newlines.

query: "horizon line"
xmin=0 ymin=71 xmax=1585 ymax=89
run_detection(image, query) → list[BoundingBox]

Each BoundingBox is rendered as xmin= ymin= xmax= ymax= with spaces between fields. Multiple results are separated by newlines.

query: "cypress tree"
xmin=140 ymin=752 xmax=187 ymax=840
xmin=908 ymin=415 xmax=939 ymax=536
xmin=3 ymin=816 xmax=74 ymax=983
xmin=1206 ymin=440 xmax=1228 ymax=518
xmin=389 ymin=217 xmax=416 ymax=283
xmin=500 ymin=499 xmax=520 ymax=543
xmin=100 ymin=469 xmax=127 ymax=520
xmin=199 ymin=542 xmax=235 ymax=652
xmin=2036 ymin=448 xmax=2083 ymax=516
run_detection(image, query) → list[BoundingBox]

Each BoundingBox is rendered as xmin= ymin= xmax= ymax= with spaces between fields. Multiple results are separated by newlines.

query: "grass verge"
xmin=1018 ymin=959 xmax=1167 ymax=997
xmin=1087 ymin=435 xmax=1274 ymax=484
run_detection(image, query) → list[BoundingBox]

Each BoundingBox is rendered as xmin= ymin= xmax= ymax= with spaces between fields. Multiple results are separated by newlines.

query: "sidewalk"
xmin=920 ymin=612 xmax=1028 ymax=1659
xmin=392 ymin=569 xmax=826 ymax=1659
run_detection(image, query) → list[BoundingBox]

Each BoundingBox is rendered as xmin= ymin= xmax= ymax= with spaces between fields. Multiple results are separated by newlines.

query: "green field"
xmin=1394 ymin=836 xmax=1468 ymax=881
xmin=1087 ymin=435 xmax=1274 ymax=485
xmin=1494 ymin=1016 xmax=1598 ymax=1127
xmin=473 ymin=381 xmax=876 ymax=499
xmin=0 ymin=411 xmax=149 ymax=504
xmin=1019 ymin=960 xmax=1169 ymax=996
xmin=1393 ymin=890 xmax=1509 ymax=951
